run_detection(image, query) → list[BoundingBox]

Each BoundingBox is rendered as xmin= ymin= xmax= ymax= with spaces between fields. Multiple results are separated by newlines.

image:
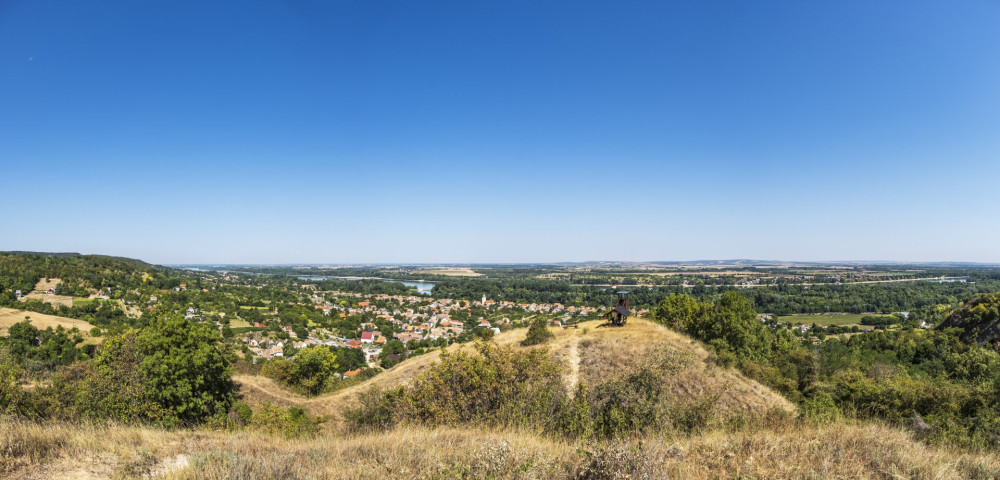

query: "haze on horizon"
xmin=2 ymin=1 xmax=999 ymax=265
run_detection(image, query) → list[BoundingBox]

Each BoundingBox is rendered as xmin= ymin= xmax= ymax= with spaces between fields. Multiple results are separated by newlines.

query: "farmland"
xmin=0 ymin=307 xmax=98 ymax=339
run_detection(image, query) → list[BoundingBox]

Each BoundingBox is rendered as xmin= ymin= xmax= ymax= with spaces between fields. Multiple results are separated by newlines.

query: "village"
xmin=236 ymin=287 xmax=614 ymax=375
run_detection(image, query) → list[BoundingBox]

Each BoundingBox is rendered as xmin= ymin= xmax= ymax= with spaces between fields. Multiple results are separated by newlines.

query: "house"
xmin=360 ymin=331 xmax=375 ymax=343
xmin=254 ymin=322 xmax=267 ymax=328
xmin=14 ymin=290 xmax=21 ymax=300
xmin=358 ymin=301 xmax=371 ymax=307
xmin=394 ymin=332 xmax=422 ymax=343
xmin=344 ymin=369 xmax=362 ymax=379
xmin=346 ymin=339 xmax=362 ymax=349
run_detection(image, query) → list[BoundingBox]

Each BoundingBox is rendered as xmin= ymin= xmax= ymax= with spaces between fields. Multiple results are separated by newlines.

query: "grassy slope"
xmin=0 ymin=307 xmax=98 ymax=341
xmin=4 ymin=419 xmax=999 ymax=479
xmin=234 ymin=318 xmax=793 ymax=427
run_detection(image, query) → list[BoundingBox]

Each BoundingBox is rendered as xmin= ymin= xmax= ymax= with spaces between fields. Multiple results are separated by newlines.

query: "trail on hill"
xmin=564 ymin=331 xmax=581 ymax=396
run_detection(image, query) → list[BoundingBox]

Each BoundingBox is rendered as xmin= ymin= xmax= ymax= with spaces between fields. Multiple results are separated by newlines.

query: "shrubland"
xmin=652 ymin=291 xmax=1000 ymax=450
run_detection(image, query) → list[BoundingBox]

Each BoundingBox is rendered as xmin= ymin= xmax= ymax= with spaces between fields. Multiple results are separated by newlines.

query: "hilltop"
xmin=233 ymin=318 xmax=793 ymax=428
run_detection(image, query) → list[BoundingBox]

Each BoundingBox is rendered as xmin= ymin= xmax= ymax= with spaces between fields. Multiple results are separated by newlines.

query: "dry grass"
xmin=17 ymin=278 xmax=75 ymax=308
xmin=0 ymin=307 xmax=99 ymax=339
xmin=3 ymin=418 xmax=999 ymax=479
xmin=549 ymin=318 xmax=794 ymax=415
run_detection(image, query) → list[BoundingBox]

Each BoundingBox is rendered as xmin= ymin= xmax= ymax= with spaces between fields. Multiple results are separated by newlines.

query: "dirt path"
xmin=564 ymin=330 xmax=581 ymax=396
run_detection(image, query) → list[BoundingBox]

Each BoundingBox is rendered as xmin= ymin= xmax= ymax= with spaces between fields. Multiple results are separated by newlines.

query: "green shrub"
xmin=261 ymin=347 xmax=340 ymax=396
xmin=0 ymin=348 xmax=27 ymax=415
xmin=230 ymin=401 xmax=253 ymax=425
xmin=521 ymin=317 xmax=554 ymax=346
xmin=248 ymin=402 xmax=322 ymax=438
xmin=346 ymin=342 xmax=566 ymax=432
xmin=587 ymin=351 xmax=692 ymax=438
xmin=802 ymin=392 xmax=840 ymax=424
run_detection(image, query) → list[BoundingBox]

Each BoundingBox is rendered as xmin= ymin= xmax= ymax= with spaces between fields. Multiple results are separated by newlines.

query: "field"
xmin=229 ymin=318 xmax=252 ymax=328
xmin=17 ymin=278 xmax=75 ymax=307
xmin=0 ymin=307 xmax=99 ymax=340
xmin=414 ymin=267 xmax=482 ymax=277
xmin=777 ymin=313 xmax=869 ymax=326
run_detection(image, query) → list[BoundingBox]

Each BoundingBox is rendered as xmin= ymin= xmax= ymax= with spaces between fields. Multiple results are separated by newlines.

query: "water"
xmin=926 ymin=277 xmax=968 ymax=284
xmin=297 ymin=275 xmax=435 ymax=294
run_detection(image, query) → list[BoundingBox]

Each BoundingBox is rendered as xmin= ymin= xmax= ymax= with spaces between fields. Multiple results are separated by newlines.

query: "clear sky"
xmin=2 ymin=1 xmax=999 ymax=264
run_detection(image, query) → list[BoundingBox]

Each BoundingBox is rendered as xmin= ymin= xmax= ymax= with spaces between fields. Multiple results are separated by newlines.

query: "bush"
xmin=261 ymin=347 xmax=341 ymax=396
xmin=587 ymin=351 xmax=693 ymax=438
xmin=248 ymin=402 xmax=322 ymax=438
xmin=0 ymin=348 xmax=27 ymax=415
xmin=346 ymin=342 xmax=566 ymax=432
xmin=521 ymin=317 xmax=554 ymax=346
xmin=230 ymin=401 xmax=253 ymax=425
xmin=31 ymin=317 xmax=235 ymax=425
xmin=802 ymin=392 xmax=840 ymax=424
xmin=289 ymin=347 xmax=338 ymax=395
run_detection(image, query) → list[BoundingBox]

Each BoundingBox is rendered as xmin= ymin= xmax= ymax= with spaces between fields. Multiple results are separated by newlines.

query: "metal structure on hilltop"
xmin=607 ymin=289 xmax=630 ymax=326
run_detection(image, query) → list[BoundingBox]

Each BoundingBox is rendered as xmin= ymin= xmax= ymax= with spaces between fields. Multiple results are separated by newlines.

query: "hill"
xmin=937 ymin=292 xmax=1000 ymax=348
xmin=6 ymin=317 xmax=1000 ymax=479
xmin=0 ymin=252 xmax=169 ymax=300
xmin=234 ymin=318 xmax=793 ymax=429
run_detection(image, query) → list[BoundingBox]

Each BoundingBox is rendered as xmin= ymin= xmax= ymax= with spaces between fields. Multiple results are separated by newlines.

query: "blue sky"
xmin=2 ymin=1 xmax=999 ymax=264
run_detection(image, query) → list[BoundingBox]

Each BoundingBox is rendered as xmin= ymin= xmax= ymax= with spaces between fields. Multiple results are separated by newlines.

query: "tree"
xmin=292 ymin=347 xmax=339 ymax=395
xmin=380 ymin=340 xmax=407 ymax=369
xmin=0 ymin=347 xmax=25 ymax=415
xmin=130 ymin=316 xmax=235 ymax=424
xmin=652 ymin=293 xmax=708 ymax=331
xmin=521 ymin=317 xmax=554 ymax=346
xmin=652 ymin=291 xmax=773 ymax=361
